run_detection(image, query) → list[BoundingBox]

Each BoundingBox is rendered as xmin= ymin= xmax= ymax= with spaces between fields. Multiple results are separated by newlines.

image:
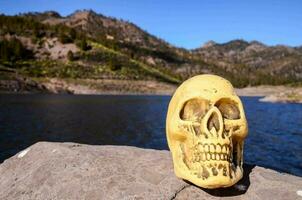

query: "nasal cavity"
xmin=207 ymin=112 xmax=220 ymax=132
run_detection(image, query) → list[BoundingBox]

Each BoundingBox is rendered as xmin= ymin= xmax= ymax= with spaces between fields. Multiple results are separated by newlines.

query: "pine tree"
xmin=69 ymin=29 xmax=76 ymax=41
xmin=0 ymin=38 xmax=33 ymax=62
xmin=67 ymin=50 xmax=74 ymax=61
xmin=77 ymin=39 xmax=91 ymax=51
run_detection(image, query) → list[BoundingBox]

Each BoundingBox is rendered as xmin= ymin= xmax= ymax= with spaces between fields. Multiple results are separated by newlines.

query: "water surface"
xmin=0 ymin=94 xmax=301 ymax=177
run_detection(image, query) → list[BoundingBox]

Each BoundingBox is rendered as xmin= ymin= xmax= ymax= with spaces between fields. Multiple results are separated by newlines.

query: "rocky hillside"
xmin=24 ymin=10 xmax=171 ymax=49
xmin=193 ymin=40 xmax=302 ymax=85
xmin=0 ymin=10 xmax=302 ymax=92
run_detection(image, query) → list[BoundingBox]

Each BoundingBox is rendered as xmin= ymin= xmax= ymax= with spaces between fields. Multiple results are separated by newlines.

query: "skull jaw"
xmin=173 ymin=143 xmax=244 ymax=189
xmin=174 ymin=162 xmax=243 ymax=189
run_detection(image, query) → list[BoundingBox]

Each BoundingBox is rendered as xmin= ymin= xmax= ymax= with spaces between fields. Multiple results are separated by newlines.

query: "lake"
xmin=0 ymin=94 xmax=301 ymax=177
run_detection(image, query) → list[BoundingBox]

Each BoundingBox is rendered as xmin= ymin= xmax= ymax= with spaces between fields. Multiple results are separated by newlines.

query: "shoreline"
xmin=1 ymin=77 xmax=302 ymax=103
xmin=235 ymin=86 xmax=302 ymax=103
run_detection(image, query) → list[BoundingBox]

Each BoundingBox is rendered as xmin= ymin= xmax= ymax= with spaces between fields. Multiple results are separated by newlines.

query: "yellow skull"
xmin=166 ymin=74 xmax=248 ymax=188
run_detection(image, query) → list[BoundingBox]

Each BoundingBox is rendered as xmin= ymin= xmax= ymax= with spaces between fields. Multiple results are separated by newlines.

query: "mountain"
xmin=193 ymin=40 xmax=302 ymax=85
xmin=0 ymin=10 xmax=301 ymax=93
xmin=35 ymin=10 xmax=168 ymax=49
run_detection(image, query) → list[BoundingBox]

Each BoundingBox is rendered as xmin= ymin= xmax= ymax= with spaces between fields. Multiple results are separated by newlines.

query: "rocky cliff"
xmin=0 ymin=142 xmax=302 ymax=200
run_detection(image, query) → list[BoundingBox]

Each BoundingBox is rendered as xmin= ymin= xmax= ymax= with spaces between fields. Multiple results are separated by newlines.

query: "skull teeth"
xmin=192 ymin=143 xmax=231 ymax=162
xmin=192 ymin=152 xmax=230 ymax=162
xmin=194 ymin=143 xmax=230 ymax=154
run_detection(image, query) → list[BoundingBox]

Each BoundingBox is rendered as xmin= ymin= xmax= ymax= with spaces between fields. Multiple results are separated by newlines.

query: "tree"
xmin=77 ymin=39 xmax=91 ymax=51
xmin=12 ymin=38 xmax=33 ymax=60
xmin=69 ymin=29 xmax=76 ymax=41
xmin=0 ymin=38 xmax=33 ymax=63
xmin=59 ymin=31 xmax=72 ymax=44
xmin=108 ymin=55 xmax=122 ymax=71
xmin=0 ymin=40 xmax=9 ymax=61
xmin=67 ymin=50 xmax=74 ymax=61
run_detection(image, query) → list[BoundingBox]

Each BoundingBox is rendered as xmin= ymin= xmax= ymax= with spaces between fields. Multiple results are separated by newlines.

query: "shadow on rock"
xmin=187 ymin=164 xmax=256 ymax=197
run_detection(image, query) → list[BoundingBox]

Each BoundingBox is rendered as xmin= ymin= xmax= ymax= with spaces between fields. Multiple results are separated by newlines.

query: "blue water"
xmin=0 ymin=94 xmax=301 ymax=177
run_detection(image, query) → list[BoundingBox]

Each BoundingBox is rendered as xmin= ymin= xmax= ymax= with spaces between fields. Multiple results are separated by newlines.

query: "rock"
xmin=235 ymin=86 xmax=302 ymax=103
xmin=40 ymin=79 xmax=177 ymax=95
xmin=0 ymin=142 xmax=301 ymax=200
xmin=0 ymin=71 xmax=49 ymax=93
xmin=259 ymin=92 xmax=302 ymax=104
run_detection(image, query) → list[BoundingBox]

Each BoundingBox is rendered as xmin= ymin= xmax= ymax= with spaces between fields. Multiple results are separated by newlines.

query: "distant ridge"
xmin=0 ymin=10 xmax=301 ymax=88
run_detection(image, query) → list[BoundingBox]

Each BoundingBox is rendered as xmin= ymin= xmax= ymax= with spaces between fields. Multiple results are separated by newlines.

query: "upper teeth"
xmin=192 ymin=152 xmax=229 ymax=162
xmin=192 ymin=143 xmax=232 ymax=162
xmin=195 ymin=143 xmax=230 ymax=153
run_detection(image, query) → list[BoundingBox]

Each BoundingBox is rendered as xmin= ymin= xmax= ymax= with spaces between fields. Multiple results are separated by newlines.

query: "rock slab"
xmin=0 ymin=142 xmax=302 ymax=200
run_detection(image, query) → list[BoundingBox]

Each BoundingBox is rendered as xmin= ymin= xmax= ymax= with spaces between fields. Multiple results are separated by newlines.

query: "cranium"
xmin=166 ymin=74 xmax=248 ymax=188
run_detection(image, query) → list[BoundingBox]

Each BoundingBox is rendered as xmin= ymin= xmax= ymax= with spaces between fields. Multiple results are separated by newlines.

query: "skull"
xmin=166 ymin=74 xmax=248 ymax=188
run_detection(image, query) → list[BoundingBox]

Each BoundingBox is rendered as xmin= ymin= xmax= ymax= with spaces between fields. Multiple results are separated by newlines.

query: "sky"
xmin=0 ymin=0 xmax=301 ymax=49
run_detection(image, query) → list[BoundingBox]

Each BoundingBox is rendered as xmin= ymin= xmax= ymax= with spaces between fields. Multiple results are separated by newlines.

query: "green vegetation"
xmin=285 ymin=92 xmax=302 ymax=102
xmin=88 ymin=41 xmax=181 ymax=83
xmin=0 ymin=15 xmax=88 ymax=44
xmin=0 ymin=38 xmax=33 ymax=62
xmin=108 ymin=55 xmax=122 ymax=71
xmin=18 ymin=60 xmax=100 ymax=79
xmin=0 ymin=12 xmax=301 ymax=89
xmin=76 ymin=39 xmax=91 ymax=51
xmin=59 ymin=32 xmax=73 ymax=44
xmin=67 ymin=50 xmax=74 ymax=61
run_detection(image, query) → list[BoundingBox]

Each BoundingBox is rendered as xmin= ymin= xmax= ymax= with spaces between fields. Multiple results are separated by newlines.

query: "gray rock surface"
xmin=0 ymin=142 xmax=302 ymax=200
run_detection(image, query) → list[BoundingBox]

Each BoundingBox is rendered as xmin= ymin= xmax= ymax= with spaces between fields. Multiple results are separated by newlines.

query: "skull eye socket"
xmin=180 ymin=98 xmax=210 ymax=121
xmin=216 ymin=99 xmax=240 ymax=120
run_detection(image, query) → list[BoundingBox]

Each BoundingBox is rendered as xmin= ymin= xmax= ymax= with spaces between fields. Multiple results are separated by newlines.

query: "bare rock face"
xmin=0 ymin=142 xmax=302 ymax=200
